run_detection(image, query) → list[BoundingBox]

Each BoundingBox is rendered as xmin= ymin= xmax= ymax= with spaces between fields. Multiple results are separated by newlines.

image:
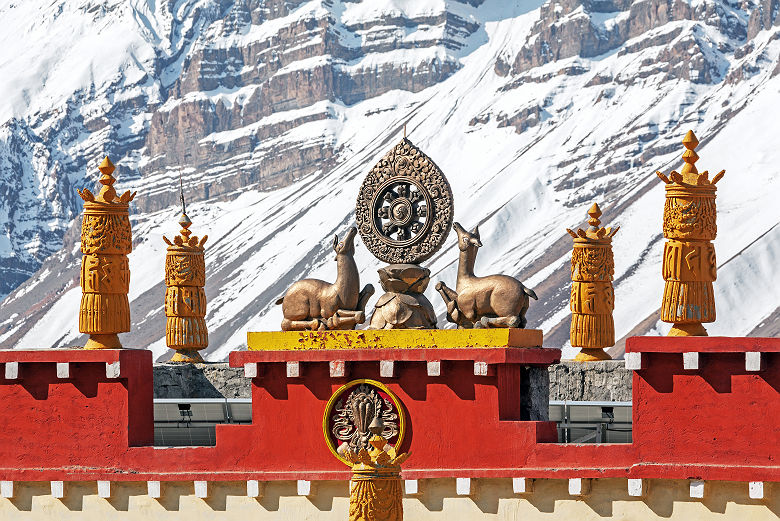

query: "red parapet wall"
xmin=0 ymin=338 xmax=777 ymax=482
xmin=625 ymin=336 xmax=780 ymax=481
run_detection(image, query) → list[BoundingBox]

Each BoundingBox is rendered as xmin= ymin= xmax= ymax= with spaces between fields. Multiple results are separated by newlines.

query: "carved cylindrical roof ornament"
xmin=344 ymin=434 xmax=408 ymax=521
xmin=163 ymin=212 xmax=208 ymax=362
xmin=657 ymin=131 xmax=724 ymax=336
xmin=77 ymin=157 xmax=136 ymax=350
xmin=566 ymin=203 xmax=619 ymax=361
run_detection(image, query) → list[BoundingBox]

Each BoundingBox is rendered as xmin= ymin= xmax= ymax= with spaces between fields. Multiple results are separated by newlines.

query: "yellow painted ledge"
xmin=247 ymin=328 xmax=543 ymax=351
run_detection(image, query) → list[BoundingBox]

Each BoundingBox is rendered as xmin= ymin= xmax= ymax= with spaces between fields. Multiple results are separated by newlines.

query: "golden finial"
xmin=657 ymin=130 xmax=724 ymax=188
xmin=587 ymin=203 xmax=602 ymax=231
xmin=567 ymin=203 xmax=618 ymax=361
xmin=680 ymin=130 xmax=699 ymax=177
xmin=657 ymin=130 xmax=723 ymax=337
xmin=403 ymin=123 xmax=407 ymax=138
xmin=567 ymin=203 xmax=618 ymax=241
xmin=78 ymin=155 xmax=134 ymax=349
xmin=163 ymin=177 xmax=208 ymax=361
xmin=98 ymin=156 xmax=115 ymax=175
xmin=97 ymin=156 xmax=117 ymax=203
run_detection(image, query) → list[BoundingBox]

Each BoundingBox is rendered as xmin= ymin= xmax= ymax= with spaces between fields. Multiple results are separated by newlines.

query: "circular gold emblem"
xmin=323 ymin=379 xmax=406 ymax=465
xmin=356 ymin=138 xmax=453 ymax=264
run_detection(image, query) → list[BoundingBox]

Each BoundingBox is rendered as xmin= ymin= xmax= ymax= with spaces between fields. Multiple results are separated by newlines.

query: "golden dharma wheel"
xmin=356 ymin=137 xmax=453 ymax=265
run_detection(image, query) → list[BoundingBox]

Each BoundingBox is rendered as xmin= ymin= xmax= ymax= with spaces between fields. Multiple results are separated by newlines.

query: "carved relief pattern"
xmin=569 ymin=264 xmax=616 ymax=349
xmin=662 ymin=240 xmax=716 ymax=282
xmin=571 ymin=245 xmax=614 ymax=281
xmin=79 ymin=215 xmax=132 ymax=336
xmin=81 ymin=255 xmax=130 ymax=294
xmin=79 ymin=292 xmax=131 ymax=333
xmin=331 ymin=384 xmax=399 ymax=453
xmin=165 ymin=253 xmax=206 ymax=287
xmin=349 ymin=479 xmax=403 ymax=521
xmin=567 ymin=204 xmax=617 ymax=352
xmin=356 ymin=138 xmax=453 ymax=264
xmin=166 ymin=317 xmax=208 ymax=348
xmin=165 ymin=286 xmax=207 ymax=317
xmin=662 ymin=194 xmax=716 ymax=240
xmin=570 ymin=281 xmax=614 ymax=315
xmin=81 ymin=213 xmax=132 ymax=255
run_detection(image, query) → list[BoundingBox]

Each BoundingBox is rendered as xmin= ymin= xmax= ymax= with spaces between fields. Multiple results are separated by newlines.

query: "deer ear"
xmin=333 ymin=235 xmax=339 ymax=250
xmin=472 ymin=225 xmax=480 ymax=238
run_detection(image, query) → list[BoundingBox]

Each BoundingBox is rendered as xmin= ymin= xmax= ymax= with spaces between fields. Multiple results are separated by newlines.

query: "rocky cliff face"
xmin=1 ymin=0 xmax=779 ymax=360
xmin=504 ymin=0 xmax=747 ymax=77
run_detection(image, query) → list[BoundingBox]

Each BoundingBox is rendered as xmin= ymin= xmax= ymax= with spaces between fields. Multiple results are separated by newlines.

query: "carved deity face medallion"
xmin=323 ymin=379 xmax=406 ymax=465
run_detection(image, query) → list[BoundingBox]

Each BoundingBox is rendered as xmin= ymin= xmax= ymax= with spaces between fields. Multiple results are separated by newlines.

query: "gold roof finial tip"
xmin=682 ymin=130 xmax=699 ymax=150
xmin=98 ymin=156 xmax=115 ymax=176
xmin=96 ymin=156 xmax=118 ymax=202
xmin=179 ymin=212 xmax=192 ymax=230
xmin=587 ymin=203 xmax=602 ymax=229
xmin=680 ymin=131 xmax=700 ymax=176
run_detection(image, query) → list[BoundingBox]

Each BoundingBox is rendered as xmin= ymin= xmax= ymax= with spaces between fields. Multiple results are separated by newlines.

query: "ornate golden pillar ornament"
xmin=344 ymin=434 xmax=408 ymax=521
xmin=566 ymin=203 xmax=619 ymax=361
xmin=77 ymin=157 xmax=136 ymax=349
xmin=657 ymin=130 xmax=724 ymax=336
xmin=163 ymin=210 xmax=208 ymax=362
xmin=323 ymin=379 xmax=408 ymax=521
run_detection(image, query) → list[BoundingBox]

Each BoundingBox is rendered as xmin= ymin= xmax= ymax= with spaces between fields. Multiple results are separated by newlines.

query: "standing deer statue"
xmin=436 ymin=222 xmax=538 ymax=328
xmin=277 ymin=227 xmax=374 ymax=331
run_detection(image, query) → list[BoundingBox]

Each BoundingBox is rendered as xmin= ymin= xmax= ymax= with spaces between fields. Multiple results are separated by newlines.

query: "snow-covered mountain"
xmin=0 ymin=0 xmax=779 ymax=360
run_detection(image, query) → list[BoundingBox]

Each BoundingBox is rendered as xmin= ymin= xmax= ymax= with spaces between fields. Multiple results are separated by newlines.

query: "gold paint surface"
xmin=656 ymin=131 xmax=723 ymax=336
xmin=566 ymin=203 xmax=617 ymax=356
xmin=247 ymin=328 xmax=543 ymax=351
xmin=163 ymin=213 xmax=209 ymax=358
xmin=77 ymin=157 xmax=136 ymax=349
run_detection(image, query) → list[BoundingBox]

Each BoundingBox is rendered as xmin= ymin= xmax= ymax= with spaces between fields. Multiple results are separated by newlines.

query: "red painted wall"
xmin=0 ymin=338 xmax=777 ymax=482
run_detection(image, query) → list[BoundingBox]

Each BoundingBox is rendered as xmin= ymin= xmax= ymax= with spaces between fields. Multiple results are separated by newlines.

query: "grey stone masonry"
xmin=548 ymin=360 xmax=632 ymax=402
xmin=154 ymin=363 xmax=249 ymax=399
xmin=153 ymin=360 xmax=632 ymax=405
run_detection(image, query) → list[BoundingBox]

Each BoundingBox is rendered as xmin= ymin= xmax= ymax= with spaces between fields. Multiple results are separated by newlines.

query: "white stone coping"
xmin=625 ymin=351 xmax=773 ymax=372
xmin=0 ymin=477 xmax=766 ymax=501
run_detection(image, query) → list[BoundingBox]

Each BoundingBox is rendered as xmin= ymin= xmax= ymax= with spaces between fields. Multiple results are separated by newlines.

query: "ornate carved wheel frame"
xmin=356 ymin=138 xmax=453 ymax=265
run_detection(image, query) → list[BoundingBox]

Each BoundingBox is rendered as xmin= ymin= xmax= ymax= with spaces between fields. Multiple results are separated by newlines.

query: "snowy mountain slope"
xmin=0 ymin=0 xmax=779 ymax=360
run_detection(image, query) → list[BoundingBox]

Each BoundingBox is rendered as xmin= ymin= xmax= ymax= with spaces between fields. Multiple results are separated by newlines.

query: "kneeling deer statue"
xmin=436 ymin=222 xmax=537 ymax=328
xmin=277 ymin=227 xmax=374 ymax=331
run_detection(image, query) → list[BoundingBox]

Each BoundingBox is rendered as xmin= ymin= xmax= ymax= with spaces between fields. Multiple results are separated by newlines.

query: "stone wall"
xmin=548 ymin=360 xmax=632 ymax=402
xmin=154 ymin=364 xmax=249 ymax=399
xmin=153 ymin=360 xmax=632 ymax=404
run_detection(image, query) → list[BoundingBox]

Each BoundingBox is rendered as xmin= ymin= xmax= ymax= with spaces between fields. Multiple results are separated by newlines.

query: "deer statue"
xmin=435 ymin=222 xmax=538 ymax=328
xmin=277 ymin=227 xmax=374 ymax=331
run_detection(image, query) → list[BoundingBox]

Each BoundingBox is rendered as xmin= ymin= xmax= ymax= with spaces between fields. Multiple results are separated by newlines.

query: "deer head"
xmin=453 ymin=222 xmax=482 ymax=251
xmin=333 ymin=227 xmax=358 ymax=258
